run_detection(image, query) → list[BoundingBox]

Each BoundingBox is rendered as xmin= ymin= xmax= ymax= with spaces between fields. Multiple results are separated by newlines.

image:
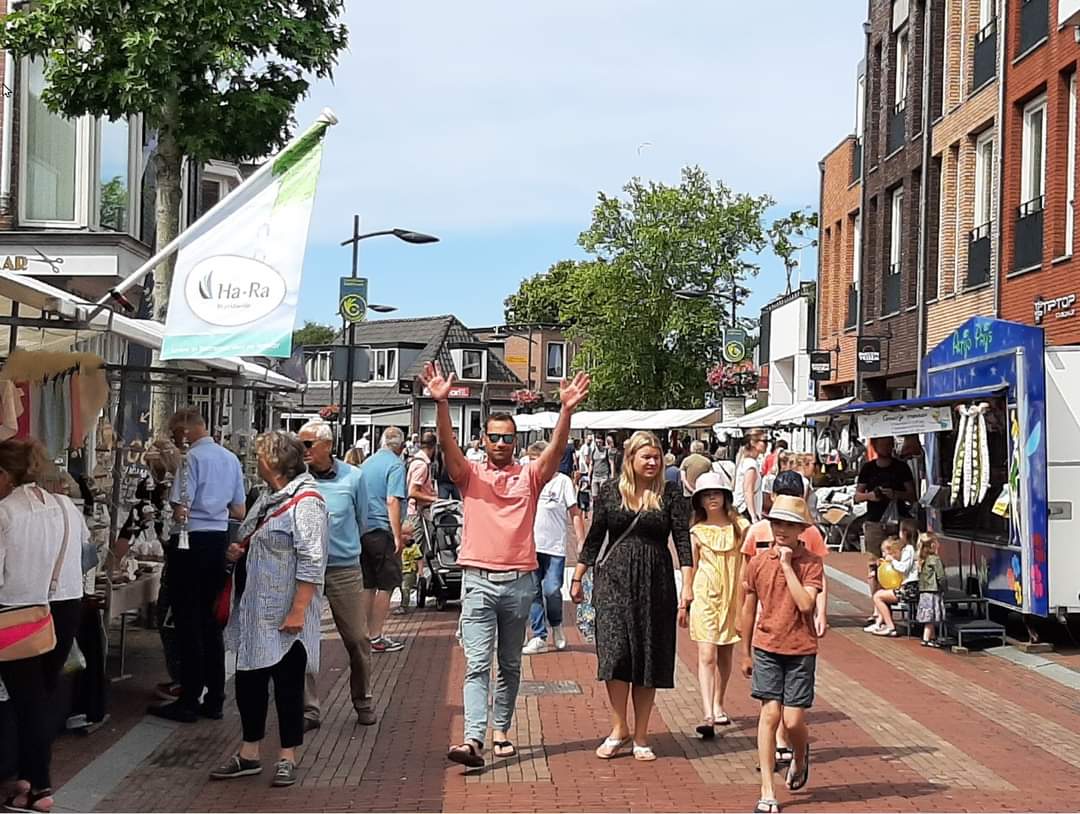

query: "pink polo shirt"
xmin=456 ymin=459 xmax=546 ymax=571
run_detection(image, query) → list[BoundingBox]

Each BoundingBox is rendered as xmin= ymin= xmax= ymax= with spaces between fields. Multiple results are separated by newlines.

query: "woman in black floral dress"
xmin=571 ymin=431 xmax=692 ymax=762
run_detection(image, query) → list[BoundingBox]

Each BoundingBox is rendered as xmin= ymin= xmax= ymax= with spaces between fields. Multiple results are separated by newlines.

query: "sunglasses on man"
xmin=486 ymin=432 xmax=516 ymax=445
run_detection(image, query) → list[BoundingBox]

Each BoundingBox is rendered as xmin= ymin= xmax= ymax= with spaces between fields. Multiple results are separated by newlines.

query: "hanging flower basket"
xmin=319 ymin=404 xmax=341 ymax=420
xmin=706 ymin=362 xmax=757 ymax=398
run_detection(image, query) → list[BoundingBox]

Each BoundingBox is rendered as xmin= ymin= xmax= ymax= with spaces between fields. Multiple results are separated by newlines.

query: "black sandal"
xmin=492 ymin=740 xmax=517 ymax=758
xmin=775 ymin=747 xmax=794 ymax=765
xmin=447 ymin=740 xmax=485 ymax=768
xmin=786 ymin=744 xmax=811 ymax=792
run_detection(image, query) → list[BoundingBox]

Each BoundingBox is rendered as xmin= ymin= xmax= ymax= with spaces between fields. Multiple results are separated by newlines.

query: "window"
xmin=461 ymin=350 xmax=484 ymax=380
xmin=20 ymin=57 xmax=140 ymax=231
xmin=1067 ymin=74 xmax=1077 ymax=256
xmin=890 ymin=188 xmax=904 ymax=267
xmin=545 ymin=342 xmax=566 ymax=380
xmin=978 ymin=0 xmax=994 ymax=28
xmin=895 ymin=28 xmax=910 ymax=108
xmin=22 ymin=58 xmax=81 ymax=223
xmin=1021 ymin=96 xmax=1047 ymax=206
xmin=98 ymin=116 xmax=130 ymax=231
xmin=856 ymin=75 xmax=866 ymax=139
xmin=852 ymin=211 xmax=862 ymax=286
xmin=200 ymin=179 xmax=224 ymax=215
xmin=371 ymin=349 xmax=398 ymax=382
xmin=974 ymin=132 xmax=994 ymax=229
xmin=305 ymin=351 xmax=332 ymax=383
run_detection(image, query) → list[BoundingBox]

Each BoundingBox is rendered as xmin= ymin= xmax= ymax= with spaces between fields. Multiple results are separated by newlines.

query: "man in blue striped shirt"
xmin=298 ymin=419 xmax=377 ymax=728
xmin=150 ymin=408 xmax=245 ymax=724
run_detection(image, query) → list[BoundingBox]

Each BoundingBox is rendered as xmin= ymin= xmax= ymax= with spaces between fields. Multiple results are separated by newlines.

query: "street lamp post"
xmin=338 ymin=216 xmax=438 ymax=453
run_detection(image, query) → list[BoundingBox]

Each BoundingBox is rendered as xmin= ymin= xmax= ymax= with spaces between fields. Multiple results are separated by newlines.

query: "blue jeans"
xmin=529 ymin=554 xmax=566 ymax=639
xmin=459 ymin=569 xmax=534 ymax=744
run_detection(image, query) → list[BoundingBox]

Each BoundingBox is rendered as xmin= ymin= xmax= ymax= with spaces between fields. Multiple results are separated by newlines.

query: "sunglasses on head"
xmin=486 ymin=432 xmax=515 ymax=445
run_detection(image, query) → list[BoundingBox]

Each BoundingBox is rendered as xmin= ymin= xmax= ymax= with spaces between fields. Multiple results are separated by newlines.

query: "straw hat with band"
xmin=690 ymin=470 xmax=735 ymax=512
xmin=764 ymin=495 xmax=813 ymax=526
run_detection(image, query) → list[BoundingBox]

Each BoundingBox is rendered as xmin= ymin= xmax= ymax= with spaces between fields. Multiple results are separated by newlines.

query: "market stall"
xmin=0 ymin=269 xmax=302 ymax=711
xmin=815 ymin=317 xmax=1079 ymax=622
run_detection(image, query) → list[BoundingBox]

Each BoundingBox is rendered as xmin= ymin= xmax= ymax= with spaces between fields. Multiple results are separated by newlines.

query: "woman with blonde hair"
xmin=571 ymin=431 xmax=692 ymax=762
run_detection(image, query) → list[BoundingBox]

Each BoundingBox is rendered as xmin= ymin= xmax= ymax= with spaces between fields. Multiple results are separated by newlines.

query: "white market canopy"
xmin=0 ymin=270 xmax=300 ymax=390
xmin=514 ymin=408 xmax=721 ymax=433
xmin=718 ymin=397 xmax=856 ymax=430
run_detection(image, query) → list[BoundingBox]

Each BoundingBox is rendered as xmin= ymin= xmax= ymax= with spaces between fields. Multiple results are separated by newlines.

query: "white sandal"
xmin=595 ymin=736 xmax=630 ymax=759
xmin=633 ymin=744 xmax=657 ymax=762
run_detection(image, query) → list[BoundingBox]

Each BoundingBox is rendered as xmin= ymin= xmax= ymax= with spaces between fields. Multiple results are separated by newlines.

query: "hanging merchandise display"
xmin=951 ymin=403 xmax=991 ymax=507
xmin=0 ymin=350 xmax=109 ymax=456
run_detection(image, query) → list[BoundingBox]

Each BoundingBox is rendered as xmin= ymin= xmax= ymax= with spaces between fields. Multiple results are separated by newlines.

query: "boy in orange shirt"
xmin=741 ymin=495 xmax=824 ymax=814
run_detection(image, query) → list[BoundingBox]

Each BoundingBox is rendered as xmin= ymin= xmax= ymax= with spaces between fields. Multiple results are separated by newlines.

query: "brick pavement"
xmin=72 ymin=574 xmax=1080 ymax=813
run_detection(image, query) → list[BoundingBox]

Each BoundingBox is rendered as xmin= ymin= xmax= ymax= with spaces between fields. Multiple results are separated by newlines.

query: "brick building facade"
xmin=858 ymin=0 xmax=944 ymax=399
xmin=926 ymin=0 xmax=1001 ymax=349
xmin=817 ymin=130 xmax=863 ymax=399
xmin=1000 ymin=0 xmax=1080 ymax=343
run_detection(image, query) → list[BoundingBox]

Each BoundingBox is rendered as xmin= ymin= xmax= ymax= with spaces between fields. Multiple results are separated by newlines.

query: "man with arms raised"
xmin=419 ymin=362 xmax=590 ymax=770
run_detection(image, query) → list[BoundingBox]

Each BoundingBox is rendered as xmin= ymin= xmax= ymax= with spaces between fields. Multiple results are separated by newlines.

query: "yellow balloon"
xmin=877 ymin=561 xmax=903 ymax=590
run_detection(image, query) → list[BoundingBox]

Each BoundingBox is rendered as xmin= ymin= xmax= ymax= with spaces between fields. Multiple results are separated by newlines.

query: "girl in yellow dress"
xmin=679 ymin=470 xmax=748 ymax=739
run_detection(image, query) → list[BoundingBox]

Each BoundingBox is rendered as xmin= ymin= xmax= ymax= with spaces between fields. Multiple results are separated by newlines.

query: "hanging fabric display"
xmin=952 ymin=403 xmax=991 ymax=507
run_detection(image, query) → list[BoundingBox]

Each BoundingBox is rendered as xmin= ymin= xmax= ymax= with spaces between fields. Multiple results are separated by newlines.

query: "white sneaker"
xmin=864 ymin=622 xmax=884 ymax=633
xmin=552 ymin=626 xmax=567 ymax=651
xmin=522 ymin=636 xmax=548 ymax=655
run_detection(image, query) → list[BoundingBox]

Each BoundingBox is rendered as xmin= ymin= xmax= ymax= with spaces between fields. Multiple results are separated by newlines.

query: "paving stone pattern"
xmin=83 ymin=559 xmax=1080 ymax=812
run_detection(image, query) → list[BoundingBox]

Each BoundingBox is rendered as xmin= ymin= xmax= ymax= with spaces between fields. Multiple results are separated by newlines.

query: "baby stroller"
xmin=416 ymin=498 xmax=463 ymax=611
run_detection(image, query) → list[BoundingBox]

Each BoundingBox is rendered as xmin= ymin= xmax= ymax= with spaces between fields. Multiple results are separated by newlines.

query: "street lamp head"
xmin=391 ymin=228 xmax=440 ymax=245
xmin=367 ymin=303 xmax=398 ymax=314
xmin=674 ymin=288 xmax=710 ymax=302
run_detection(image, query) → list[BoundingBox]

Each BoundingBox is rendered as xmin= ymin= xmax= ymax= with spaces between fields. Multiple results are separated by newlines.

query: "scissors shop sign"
xmin=2 ymin=252 xmax=119 ymax=276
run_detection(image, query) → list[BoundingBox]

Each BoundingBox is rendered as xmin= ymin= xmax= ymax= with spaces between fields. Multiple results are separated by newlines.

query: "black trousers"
xmin=167 ymin=532 xmax=228 ymax=711
xmin=0 ymin=597 xmax=82 ymax=790
xmin=235 ymin=641 xmax=307 ymax=749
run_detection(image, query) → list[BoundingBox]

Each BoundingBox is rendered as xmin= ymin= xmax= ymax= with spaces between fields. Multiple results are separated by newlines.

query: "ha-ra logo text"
xmin=185 ymin=256 xmax=287 ymax=327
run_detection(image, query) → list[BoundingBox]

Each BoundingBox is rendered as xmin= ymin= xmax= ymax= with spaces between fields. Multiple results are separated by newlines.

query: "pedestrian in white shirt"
xmin=522 ymin=441 xmax=585 ymax=655
xmin=0 ymin=440 xmax=89 ymax=813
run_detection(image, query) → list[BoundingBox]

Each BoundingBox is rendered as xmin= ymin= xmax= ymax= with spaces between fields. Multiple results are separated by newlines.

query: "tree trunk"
xmin=149 ymin=125 xmax=183 ymax=437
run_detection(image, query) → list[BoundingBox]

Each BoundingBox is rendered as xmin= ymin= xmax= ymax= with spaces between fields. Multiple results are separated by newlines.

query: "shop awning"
xmin=515 ymin=408 xmax=723 ymax=432
xmin=808 ymin=386 xmax=1007 ymax=418
xmin=0 ymin=270 xmax=299 ymax=390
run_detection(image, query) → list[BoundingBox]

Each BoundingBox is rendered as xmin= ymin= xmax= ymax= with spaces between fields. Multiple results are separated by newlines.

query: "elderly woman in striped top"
xmin=211 ymin=431 xmax=328 ymax=789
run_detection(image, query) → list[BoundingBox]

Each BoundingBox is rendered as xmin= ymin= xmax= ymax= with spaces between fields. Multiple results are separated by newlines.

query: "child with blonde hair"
xmin=915 ymin=533 xmax=947 ymax=647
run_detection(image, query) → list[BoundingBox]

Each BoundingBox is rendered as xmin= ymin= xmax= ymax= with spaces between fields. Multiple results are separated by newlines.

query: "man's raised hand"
xmin=419 ymin=362 xmax=455 ymax=402
xmin=559 ymin=371 xmax=591 ymax=413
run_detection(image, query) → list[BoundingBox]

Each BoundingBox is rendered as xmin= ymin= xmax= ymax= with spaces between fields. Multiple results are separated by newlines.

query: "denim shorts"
xmin=750 ymin=648 xmax=817 ymax=709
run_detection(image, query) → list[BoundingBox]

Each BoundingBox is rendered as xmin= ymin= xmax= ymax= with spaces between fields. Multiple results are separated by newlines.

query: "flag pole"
xmin=90 ymin=108 xmax=339 ymax=318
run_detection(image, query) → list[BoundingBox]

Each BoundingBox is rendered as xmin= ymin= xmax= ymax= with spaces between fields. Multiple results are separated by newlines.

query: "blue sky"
xmin=293 ymin=1 xmax=868 ymax=329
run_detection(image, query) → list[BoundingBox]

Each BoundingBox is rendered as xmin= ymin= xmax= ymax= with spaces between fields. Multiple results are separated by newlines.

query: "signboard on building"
xmin=2 ymin=252 xmax=118 ymax=276
xmin=422 ymin=385 xmax=472 ymax=399
xmin=809 ymin=351 xmax=832 ymax=381
xmin=340 ymin=277 xmax=369 ymax=324
xmin=505 ymin=355 xmax=528 ymax=365
xmin=857 ymin=405 xmax=953 ymax=439
xmin=722 ymin=328 xmax=748 ymax=364
xmin=1034 ymin=293 xmax=1077 ymax=325
xmin=857 ymin=337 xmax=883 ymax=373
xmin=722 ymin=397 xmax=746 ymax=420
xmin=398 ymin=379 xmax=414 ymax=396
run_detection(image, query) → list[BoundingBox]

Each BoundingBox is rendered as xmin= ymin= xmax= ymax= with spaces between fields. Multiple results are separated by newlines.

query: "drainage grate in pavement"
xmin=517 ymin=680 xmax=582 ymax=696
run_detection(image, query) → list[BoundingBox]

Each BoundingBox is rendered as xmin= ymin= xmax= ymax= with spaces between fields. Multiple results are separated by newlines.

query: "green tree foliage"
xmin=0 ymin=0 xmax=347 ymax=317
xmin=292 ymin=321 xmax=338 ymax=349
xmin=99 ymin=176 xmax=128 ymax=232
xmin=503 ymin=166 xmax=817 ymax=410
xmin=504 ymin=259 xmax=579 ymax=325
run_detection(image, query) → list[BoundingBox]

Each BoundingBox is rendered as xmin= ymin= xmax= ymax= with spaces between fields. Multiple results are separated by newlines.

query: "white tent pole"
xmin=93 ymin=108 xmax=339 ymax=311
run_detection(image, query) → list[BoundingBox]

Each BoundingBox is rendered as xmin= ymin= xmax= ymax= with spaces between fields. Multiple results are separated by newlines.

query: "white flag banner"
xmin=161 ymin=119 xmax=329 ymax=360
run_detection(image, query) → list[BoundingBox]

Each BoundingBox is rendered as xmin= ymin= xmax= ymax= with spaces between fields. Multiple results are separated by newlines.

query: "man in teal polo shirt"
xmin=298 ymin=419 xmax=377 ymax=728
xmin=358 ymin=427 xmax=408 ymax=653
